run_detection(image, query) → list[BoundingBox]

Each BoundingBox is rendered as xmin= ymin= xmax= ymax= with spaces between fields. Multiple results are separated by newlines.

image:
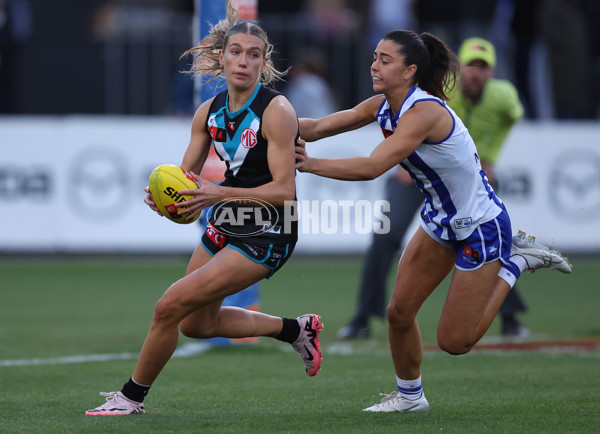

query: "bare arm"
xmin=298 ymin=95 xmax=384 ymax=142
xmin=180 ymin=99 xmax=214 ymax=174
xmin=143 ymin=99 xmax=213 ymax=215
xmin=296 ymin=101 xmax=448 ymax=180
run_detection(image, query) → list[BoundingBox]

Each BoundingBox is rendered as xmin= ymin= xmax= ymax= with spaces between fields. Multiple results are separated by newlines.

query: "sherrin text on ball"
xmin=148 ymin=164 xmax=200 ymax=224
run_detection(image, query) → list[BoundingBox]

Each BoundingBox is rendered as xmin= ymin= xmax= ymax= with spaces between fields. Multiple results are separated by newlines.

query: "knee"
xmin=386 ymin=302 xmax=416 ymax=332
xmin=437 ymin=329 xmax=475 ymax=355
xmin=152 ymin=295 xmax=185 ymax=327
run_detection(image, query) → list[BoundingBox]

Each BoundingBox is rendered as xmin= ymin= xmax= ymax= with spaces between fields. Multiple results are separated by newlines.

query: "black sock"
xmin=121 ymin=377 xmax=151 ymax=403
xmin=275 ymin=318 xmax=301 ymax=343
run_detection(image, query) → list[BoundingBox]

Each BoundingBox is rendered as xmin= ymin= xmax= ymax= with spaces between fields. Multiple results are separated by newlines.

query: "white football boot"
xmin=511 ymin=231 xmax=572 ymax=274
xmin=85 ymin=391 xmax=145 ymax=416
xmin=363 ymin=391 xmax=430 ymax=412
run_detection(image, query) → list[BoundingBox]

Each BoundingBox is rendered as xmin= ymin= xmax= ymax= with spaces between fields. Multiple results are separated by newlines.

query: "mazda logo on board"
xmin=549 ymin=150 xmax=600 ymax=220
xmin=68 ymin=147 xmax=130 ymax=220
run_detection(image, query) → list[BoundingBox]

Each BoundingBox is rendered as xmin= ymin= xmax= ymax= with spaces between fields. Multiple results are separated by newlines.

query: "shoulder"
xmin=408 ymin=88 xmax=446 ymax=110
xmin=192 ymin=97 xmax=217 ymax=129
xmin=263 ymin=94 xmax=298 ymax=139
xmin=402 ymin=99 xmax=448 ymax=129
xmin=369 ymin=94 xmax=387 ymax=108
xmin=410 ymin=98 xmax=447 ymax=116
xmin=258 ymin=85 xmax=283 ymax=103
xmin=410 ymin=88 xmax=447 ymax=113
xmin=361 ymin=94 xmax=387 ymax=116
xmin=265 ymin=93 xmax=296 ymax=118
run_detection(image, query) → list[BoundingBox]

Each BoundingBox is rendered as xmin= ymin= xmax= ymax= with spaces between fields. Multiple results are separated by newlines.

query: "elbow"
xmin=275 ymin=184 xmax=296 ymax=205
xmin=362 ymin=170 xmax=378 ymax=181
xmin=359 ymin=164 xmax=383 ymax=181
xmin=282 ymin=188 xmax=296 ymax=202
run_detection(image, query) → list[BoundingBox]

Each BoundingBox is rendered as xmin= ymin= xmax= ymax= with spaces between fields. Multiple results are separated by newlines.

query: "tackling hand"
xmin=295 ymin=137 xmax=311 ymax=173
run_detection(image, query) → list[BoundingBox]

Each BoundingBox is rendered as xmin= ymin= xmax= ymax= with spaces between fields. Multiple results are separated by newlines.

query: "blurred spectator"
xmin=368 ymin=0 xmax=415 ymax=47
xmin=284 ymin=47 xmax=338 ymax=118
xmin=0 ymin=0 xmax=32 ymax=113
xmin=508 ymin=0 xmax=540 ymax=119
xmin=305 ymin=0 xmax=361 ymax=36
xmin=538 ymin=0 xmax=597 ymax=119
xmin=415 ymin=0 xmax=497 ymax=51
xmin=258 ymin=0 xmax=305 ymax=14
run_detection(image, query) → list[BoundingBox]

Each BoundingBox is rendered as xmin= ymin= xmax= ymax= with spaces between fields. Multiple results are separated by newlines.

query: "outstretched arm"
xmin=299 ymin=95 xmax=383 ymax=142
xmin=296 ymin=101 xmax=447 ymax=180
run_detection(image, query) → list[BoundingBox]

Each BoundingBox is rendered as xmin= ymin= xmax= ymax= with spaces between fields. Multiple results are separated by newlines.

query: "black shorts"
xmin=201 ymin=222 xmax=295 ymax=278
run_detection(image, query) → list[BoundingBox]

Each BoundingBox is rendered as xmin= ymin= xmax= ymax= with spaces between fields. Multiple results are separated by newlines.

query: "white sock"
xmin=498 ymin=267 xmax=517 ymax=287
xmin=396 ymin=375 xmax=423 ymax=401
xmin=510 ymin=255 xmax=528 ymax=273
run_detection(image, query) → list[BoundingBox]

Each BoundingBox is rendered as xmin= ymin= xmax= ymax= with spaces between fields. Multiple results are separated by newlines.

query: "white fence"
xmin=1 ymin=116 xmax=599 ymax=254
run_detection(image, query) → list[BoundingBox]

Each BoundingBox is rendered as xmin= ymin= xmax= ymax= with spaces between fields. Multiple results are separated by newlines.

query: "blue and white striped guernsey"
xmin=376 ymin=86 xmax=503 ymax=241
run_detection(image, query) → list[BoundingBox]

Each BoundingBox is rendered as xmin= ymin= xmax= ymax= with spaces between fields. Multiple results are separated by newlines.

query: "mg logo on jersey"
xmin=241 ymin=128 xmax=257 ymax=149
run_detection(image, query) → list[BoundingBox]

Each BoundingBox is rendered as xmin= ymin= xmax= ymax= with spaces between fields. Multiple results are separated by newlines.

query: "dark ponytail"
xmin=383 ymin=30 xmax=458 ymax=100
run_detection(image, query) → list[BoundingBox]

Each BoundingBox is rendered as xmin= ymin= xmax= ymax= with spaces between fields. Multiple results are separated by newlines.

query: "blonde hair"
xmin=182 ymin=1 xmax=287 ymax=86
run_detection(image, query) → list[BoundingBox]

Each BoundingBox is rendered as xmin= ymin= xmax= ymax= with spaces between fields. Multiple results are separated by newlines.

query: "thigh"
xmin=186 ymin=242 xmax=214 ymax=275
xmin=164 ymin=246 xmax=270 ymax=327
xmin=439 ymin=211 xmax=513 ymax=330
xmin=389 ymin=226 xmax=456 ymax=314
xmin=439 ymin=260 xmax=503 ymax=330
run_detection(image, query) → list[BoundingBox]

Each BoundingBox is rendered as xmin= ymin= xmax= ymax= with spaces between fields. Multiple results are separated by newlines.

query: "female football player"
xmin=86 ymin=1 xmax=322 ymax=416
xmin=295 ymin=29 xmax=571 ymax=412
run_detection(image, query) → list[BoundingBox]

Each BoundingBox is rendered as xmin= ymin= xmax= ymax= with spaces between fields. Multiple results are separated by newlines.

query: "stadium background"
xmin=1 ymin=1 xmax=600 ymax=432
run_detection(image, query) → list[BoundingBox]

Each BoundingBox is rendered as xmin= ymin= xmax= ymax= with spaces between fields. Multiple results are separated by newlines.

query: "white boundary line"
xmin=0 ymin=342 xmax=213 ymax=367
xmin=2 ymin=340 xmax=599 ymax=367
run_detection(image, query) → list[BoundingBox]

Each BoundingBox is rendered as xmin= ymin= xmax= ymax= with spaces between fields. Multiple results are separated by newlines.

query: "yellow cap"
xmin=458 ymin=37 xmax=496 ymax=67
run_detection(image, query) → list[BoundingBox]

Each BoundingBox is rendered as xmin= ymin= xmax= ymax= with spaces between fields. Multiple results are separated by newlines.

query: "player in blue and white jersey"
xmin=86 ymin=2 xmax=321 ymax=417
xmin=296 ymin=29 xmax=571 ymax=413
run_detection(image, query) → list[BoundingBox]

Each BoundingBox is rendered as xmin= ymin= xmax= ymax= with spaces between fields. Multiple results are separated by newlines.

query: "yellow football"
xmin=148 ymin=164 xmax=200 ymax=224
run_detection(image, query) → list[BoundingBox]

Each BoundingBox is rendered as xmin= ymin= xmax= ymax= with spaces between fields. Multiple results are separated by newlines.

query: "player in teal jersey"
xmin=85 ymin=1 xmax=322 ymax=416
xmin=448 ymin=37 xmax=528 ymax=337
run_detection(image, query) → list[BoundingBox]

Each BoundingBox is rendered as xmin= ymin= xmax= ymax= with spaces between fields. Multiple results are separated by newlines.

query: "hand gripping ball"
xmin=148 ymin=164 xmax=200 ymax=224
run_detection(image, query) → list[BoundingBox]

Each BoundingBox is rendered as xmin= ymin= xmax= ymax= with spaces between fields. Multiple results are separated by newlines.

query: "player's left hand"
xmin=143 ymin=186 xmax=163 ymax=216
xmin=176 ymin=172 xmax=223 ymax=221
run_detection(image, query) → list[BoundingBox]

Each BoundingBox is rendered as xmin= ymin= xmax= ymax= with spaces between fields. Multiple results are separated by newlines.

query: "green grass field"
xmin=1 ymin=254 xmax=599 ymax=433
